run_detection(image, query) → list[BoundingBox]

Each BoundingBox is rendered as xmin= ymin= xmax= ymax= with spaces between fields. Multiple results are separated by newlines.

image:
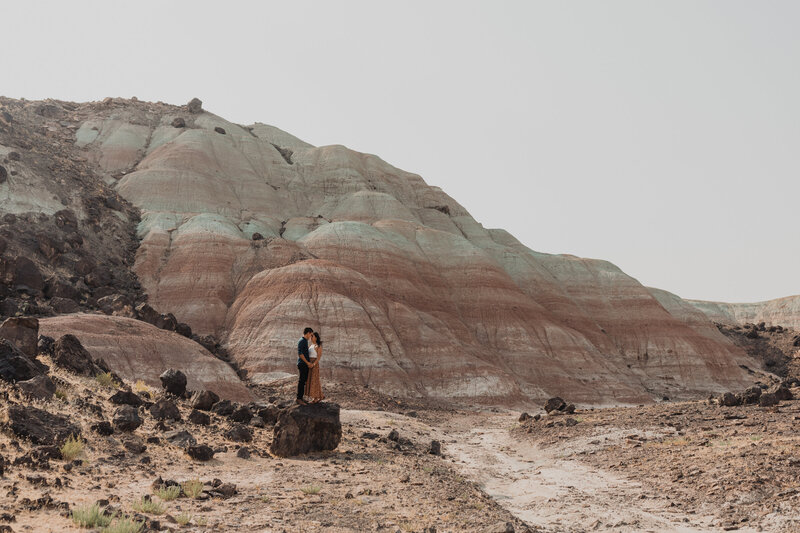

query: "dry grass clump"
xmin=132 ymin=496 xmax=165 ymax=515
xmin=95 ymin=372 xmax=120 ymax=389
xmin=133 ymin=380 xmax=152 ymax=397
xmin=60 ymin=434 xmax=84 ymax=461
xmin=175 ymin=513 xmax=192 ymax=525
xmin=154 ymin=484 xmax=181 ymax=501
xmin=181 ymin=479 xmax=204 ymax=499
xmin=101 ymin=515 xmax=144 ymax=533
xmin=300 ymin=484 xmax=322 ymax=495
xmin=70 ymin=503 xmax=113 ymax=528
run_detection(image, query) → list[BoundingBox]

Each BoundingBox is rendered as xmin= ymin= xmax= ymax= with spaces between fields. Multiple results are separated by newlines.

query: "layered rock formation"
xmin=39 ymin=314 xmax=250 ymax=401
xmin=687 ymin=295 xmax=800 ymax=329
xmin=0 ymin=96 xmax=769 ymax=405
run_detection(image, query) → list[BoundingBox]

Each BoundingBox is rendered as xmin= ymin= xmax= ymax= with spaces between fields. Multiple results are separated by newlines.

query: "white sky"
xmin=4 ymin=1 xmax=799 ymax=303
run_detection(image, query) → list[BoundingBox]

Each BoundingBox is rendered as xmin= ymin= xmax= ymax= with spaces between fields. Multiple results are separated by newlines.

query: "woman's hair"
xmin=313 ymin=332 xmax=322 ymax=346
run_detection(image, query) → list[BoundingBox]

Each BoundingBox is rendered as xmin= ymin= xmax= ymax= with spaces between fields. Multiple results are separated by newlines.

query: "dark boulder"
xmin=719 ymin=392 xmax=740 ymax=407
xmin=256 ymin=405 xmax=280 ymax=426
xmin=429 ymin=440 xmax=442 ymax=455
xmin=6 ymin=405 xmax=80 ymax=445
xmin=224 ymin=425 xmax=253 ymax=443
xmin=270 ymin=402 xmax=342 ymax=457
xmin=109 ymin=390 xmax=143 ymax=407
xmin=84 ymin=267 xmax=112 ymax=288
xmin=175 ymin=323 xmax=192 ymax=338
xmin=91 ymin=421 xmax=114 ymax=436
xmin=759 ymin=393 xmax=779 ymax=407
xmin=135 ymin=303 xmax=159 ymax=325
xmin=770 ymin=385 xmax=793 ymax=401
xmin=214 ymin=127 xmax=226 ymax=135
xmin=251 ymin=233 xmax=263 ymax=241
xmin=739 ymin=386 xmax=762 ymax=405
xmin=187 ymin=444 xmax=214 ymax=461
xmin=149 ymin=399 xmax=181 ymax=421
xmin=17 ymin=375 xmax=55 ymax=400
xmin=236 ymin=447 xmax=251 ymax=459
xmin=188 ymin=409 xmax=210 ymax=426
xmin=113 ymin=405 xmax=142 ymax=432
xmin=0 ymin=165 xmax=6 ymax=184
xmin=171 ymin=117 xmax=185 ymax=128
xmin=544 ymin=397 xmax=566 ymax=413
xmin=154 ymin=313 xmax=177 ymax=331
xmin=191 ymin=390 xmax=219 ymax=411
xmin=50 ymin=297 xmax=80 ymax=314
xmin=5 ymin=257 xmax=44 ymax=292
xmin=53 ymin=334 xmax=107 ymax=376
xmin=186 ymin=98 xmax=203 ymax=114
xmin=518 ymin=413 xmax=531 ymax=422
xmin=159 ymin=369 xmax=187 ymax=396
xmin=211 ymin=399 xmax=235 ymax=416
xmin=0 ymin=340 xmax=44 ymax=382
xmin=37 ymin=335 xmax=55 ymax=357
xmin=0 ymin=317 xmax=39 ymax=357
xmin=229 ymin=405 xmax=252 ymax=424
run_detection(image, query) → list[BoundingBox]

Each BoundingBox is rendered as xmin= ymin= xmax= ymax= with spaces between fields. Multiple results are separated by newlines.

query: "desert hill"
xmin=0 ymin=96 xmax=768 ymax=405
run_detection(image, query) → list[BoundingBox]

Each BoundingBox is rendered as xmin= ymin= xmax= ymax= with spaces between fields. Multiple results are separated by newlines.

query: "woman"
xmin=304 ymin=332 xmax=325 ymax=403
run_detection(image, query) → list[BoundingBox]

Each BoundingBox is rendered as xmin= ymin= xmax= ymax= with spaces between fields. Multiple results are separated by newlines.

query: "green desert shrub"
xmin=132 ymin=496 xmax=165 ymax=515
xmin=101 ymin=516 xmax=144 ymax=533
xmin=60 ymin=434 xmax=84 ymax=461
xmin=95 ymin=372 xmax=119 ymax=389
xmin=181 ymin=479 xmax=203 ymax=499
xmin=300 ymin=484 xmax=321 ymax=495
xmin=154 ymin=484 xmax=181 ymax=501
xmin=70 ymin=503 xmax=113 ymax=528
xmin=175 ymin=513 xmax=192 ymax=525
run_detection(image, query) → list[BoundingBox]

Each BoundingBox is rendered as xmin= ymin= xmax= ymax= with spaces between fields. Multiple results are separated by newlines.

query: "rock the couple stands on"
xmin=296 ymin=327 xmax=324 ymax=405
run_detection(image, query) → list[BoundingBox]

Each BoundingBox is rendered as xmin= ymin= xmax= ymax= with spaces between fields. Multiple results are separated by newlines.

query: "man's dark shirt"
xmin=297 ymin=337 xmax=309 ymax=366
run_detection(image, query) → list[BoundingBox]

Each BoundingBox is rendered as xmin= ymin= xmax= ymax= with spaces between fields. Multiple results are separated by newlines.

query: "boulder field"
xmin=0 ymin=97 xmax=770 ymax=405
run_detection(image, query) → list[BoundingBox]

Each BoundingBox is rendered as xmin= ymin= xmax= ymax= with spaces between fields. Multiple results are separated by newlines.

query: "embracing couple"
xmin=296 ymin=327 xmax=325 ymax=405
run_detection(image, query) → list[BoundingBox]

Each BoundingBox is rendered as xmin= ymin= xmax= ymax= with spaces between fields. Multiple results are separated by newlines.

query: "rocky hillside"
xmin=0 ymin=96 xmax=769 ymax=406
xmin=688 ymin=295 xmax=800 ymax=329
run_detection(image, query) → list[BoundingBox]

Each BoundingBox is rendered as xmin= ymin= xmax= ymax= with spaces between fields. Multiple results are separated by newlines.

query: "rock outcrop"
xmin=270 ymin=403 xmax=342 ymax=457
xmin=39 ymin=314 xmax=250 ymax=402
xmin=687 ymin=295 xmax=800 ymax=330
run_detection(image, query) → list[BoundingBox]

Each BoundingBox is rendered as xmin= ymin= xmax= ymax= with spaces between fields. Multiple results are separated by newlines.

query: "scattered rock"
xmin=159 ymin=369 xmax=187 ymax=396
xmin=91 ymin=421 xmax=114 ymax=436
xmin=388 ymin=429 xmax=400 ymax=442
xmin=53 ymin=334 xmax=107 ymax=376
xmin=485 ymin=522 xmax=515 ymax=533
xmin=544 ymin=397 xmax=567 ymax=413
xmin=163 ymin=430 xmax=196 ymax=447
xmin=270 ymin=403 xmax=342 ymax=457
xmin=252 ymin=233 xmax=263 ymax=241
xmin=565 ymin=404 xmax=576 ymax=414
xmin=769 ymin=385 xmax=793 ymax=401
xmin=0 ymin=166 xmax=6 ymax=184
xmin=188 ymin=409 xmax=210 ymax=426
xmin=171 ymin=117 xmax=185 ymax=128
xmin=0 ymin=317 xmax=39 ymax=357
xmin=739 ymin=386 xmax=762 ymax=405
xmin=7 ymin=151 xmax=20 ymax=161
xmin=211 ymin=482 xmax=237 ymax=498
xmin=256 ymin=405 xmax=280 ymax=426
xmin=17 ymin=375 xmax=56 ymax=400
xmin=122 ymin=439 xmax=147 ymax=454
xmin=719 ymin=392 xmax=741 ymax=407
xmin=429 ymin=440 xmax=442 ymax=455
xmin=37 ymin=335 xmax=55 ymax=357
xmin=759 ymin=393 xmax=779 ymax=407
xmin=214 ymin=126 xmax=226 ymax=135
xmin=0 ymin=340 xmax=44 ymax=382
xmin=565 ymin=417 xmax=579 ymax=427
xmin=149 ymin=399 xmax=181 ymax=421
xmin=175 ymin=323 xmax=192 ymax=338
xmin=236 ymin=447 xmax=251 ymax=459
xmin=186 ymin=444 xmax=214 ymax=461
xmin=134 ymin=303 xmax=159 ymax=325
xmin=211 ymin=399 xmax=235 ymax=416
xmin=187 ymin=98 xmax=203 ymax=114
xmin=191 ymin=390 xmax=219 ymax=411
xmin=224 ymin=425 xmax=253 ymax=443
xmin=518 ymin=412 xmax=531 ymax=422
xmin=109 ymin=390 xmax=143 ymax=407
xmin=229 ymin=405 xmax=253 ymax=424
xmin=6 ymin=405 xmax=81 ymax=445
xmin=113 ymin=405 xmax=142 ymax=432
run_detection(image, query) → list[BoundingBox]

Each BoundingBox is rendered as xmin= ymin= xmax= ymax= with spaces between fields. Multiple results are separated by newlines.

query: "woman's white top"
xmin=309 ymin=344 xmax=318 ymax=361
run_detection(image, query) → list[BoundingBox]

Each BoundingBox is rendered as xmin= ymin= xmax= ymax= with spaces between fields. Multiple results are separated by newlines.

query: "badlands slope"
xmin=687 ymin=295 xmax=800 ymax=329
xmin=2 ymin=97 xmax=764 ymax=405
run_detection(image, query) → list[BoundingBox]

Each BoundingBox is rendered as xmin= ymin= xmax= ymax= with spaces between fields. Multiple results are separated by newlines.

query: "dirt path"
xmin=436 ymin=412 xmax=759 ymax=533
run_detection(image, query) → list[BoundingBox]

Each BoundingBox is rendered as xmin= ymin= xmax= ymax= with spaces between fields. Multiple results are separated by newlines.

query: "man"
xmin=296 ymin=327 xmax=315 ymax=405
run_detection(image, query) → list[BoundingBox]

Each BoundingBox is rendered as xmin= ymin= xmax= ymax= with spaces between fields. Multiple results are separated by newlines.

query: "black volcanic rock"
xmin=159 ymin=369 xmax=187 ymax=396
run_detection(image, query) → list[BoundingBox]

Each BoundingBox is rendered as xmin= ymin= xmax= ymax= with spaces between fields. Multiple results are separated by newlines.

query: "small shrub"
xmin=132 ymin=496 xmax=165 ymax=515
xmin=102 ymin=516 xmax=144 ymax=533
xmin=175 ymin=513 xmax=192 ymax=525
xmin=260 ymin=495 xmax=271 ymax=503
xmin=181 ymin=479 xmax=203 ymax=499
xmin=95 ymin=372 xmax=119 ymax=389
xmin=60 ymin=435 xmax=84 ymax=462
xmin=55 ymin=389 xmax=68 ymax=401
xmin=70 ymin=503 xmax=113 ymax=528
xmin=300 ymin=485 xmax=321 ymax=495
xmin=195 ymin=516 xmax=208 ymax=526
xmin=154 ymin=485 xmax=181 ymax=501
xmin=133 ymin=380 xmax=151 ymax=397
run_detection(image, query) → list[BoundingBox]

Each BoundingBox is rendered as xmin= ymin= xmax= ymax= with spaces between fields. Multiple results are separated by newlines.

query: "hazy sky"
xmin=4 ymin=1 xmax=798 ymax=302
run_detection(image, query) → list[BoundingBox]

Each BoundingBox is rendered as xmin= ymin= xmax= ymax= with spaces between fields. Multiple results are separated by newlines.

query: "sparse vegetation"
xmin=195 ymin=516 xmax=208 ymax=526
xmin=54 ymin=388 xmax=68 ymax=401
xmin=60 ymin=434 xmax=84 ymax=461
xmin=133 ymin=380 xmax=151 ymax=397
xmin=154 ymin=484 xmax=181 ymax=501
xmin=101 ymin=515 xmax=144 ymax=533
xmin=260 ymin=495 xmax=271 ymax=503
xmin=300 ymin=484 xmax=322 ymax=495
xmin=132 ymin=496 xmax=165 ymax=515
xmin=181 ymin=479 xmax=204 ymax=499
xmin=70 ymin=503 xmax=114 ymax=528
xmin=95 ymin=372 xmax=119 ymax=389
xmin=175 ymin=513 xmax=192 ymax=525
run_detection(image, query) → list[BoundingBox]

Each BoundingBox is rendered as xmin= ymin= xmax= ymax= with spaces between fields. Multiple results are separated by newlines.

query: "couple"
xmin=296 ymin=327 xmax=324 ymax=405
